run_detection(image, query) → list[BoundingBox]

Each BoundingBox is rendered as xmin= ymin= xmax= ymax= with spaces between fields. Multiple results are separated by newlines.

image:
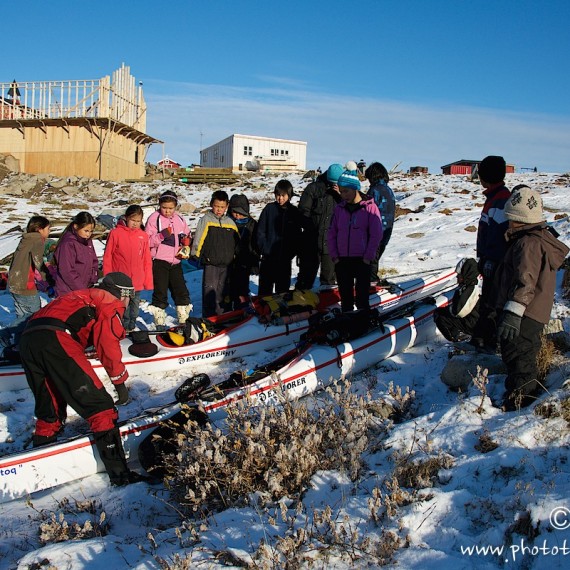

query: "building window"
xmin=281 ymin=150 xmax=285 ymax=156
xmin=203 ymin=151 xmax=208 ymax=162
xmin=243 ymin=145 xmax=252 ymax=156
xmin=221 ymin=155 xmax=224 ymax=163
xmin=214 ymin=149 xmax=219 ymax=159
xmin=285 ymin=150 xmax=289 ymax=156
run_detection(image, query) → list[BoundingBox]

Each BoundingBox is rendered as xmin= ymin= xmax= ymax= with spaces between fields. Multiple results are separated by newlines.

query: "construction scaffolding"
xmin=0 ymin=64 xmax=162 ymax=181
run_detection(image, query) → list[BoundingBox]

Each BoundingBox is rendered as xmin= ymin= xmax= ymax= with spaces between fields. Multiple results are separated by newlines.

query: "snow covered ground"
xmin=1 ymin=169 xmax=570 ymax=569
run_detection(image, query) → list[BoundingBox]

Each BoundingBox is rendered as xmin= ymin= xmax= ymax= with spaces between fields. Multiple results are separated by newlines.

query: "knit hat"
xmin=337 ymin=162 xmax=361 ymax=191
xmin=98 ymin=272 xmax=135 ymax=299
xmin=229 ymin=193 xmax=250 ymax=217
xmin=504 ymin=185 xmax=545 ymax=224
xmin=159 ymin=190 xmax=178 ymax=205
xmin=478 ymin=156 xmax=506 ymax=184
xmin=326 ymin=163 xmax=344 ymax=184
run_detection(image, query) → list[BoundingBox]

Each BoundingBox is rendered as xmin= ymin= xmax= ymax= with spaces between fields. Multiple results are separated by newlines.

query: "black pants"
xmin=224 ymin=263 xmax=251 ymax=310
xmin=202 ymin=265 xmax=228 ymax=317
xmin=297 ymin=244 xmax=336 ymax=289
xmin=335 ymin=258 xmax=371 ymax=312
xmin=369 ymin=228 xmax=392 ymax=282
xmin=500 ymin=315 xmax=543 ymax=397
xmin=472 ymin=270 xmax=498 ymax=345
xmin=151 ymin=259 xmax=190 ymax=309
xmin=20 ymin=329 xmax=117 ymax=438
xmin=259 ymin=255 xmax=292 ymax=296
xmin=434 ymin=306 xmax=478 ymax=342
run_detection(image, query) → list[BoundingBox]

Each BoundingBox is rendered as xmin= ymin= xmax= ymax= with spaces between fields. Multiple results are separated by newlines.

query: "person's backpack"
xmin=254 ymin=289 xmax=320 ymax=324
xmin=302 ymin=308 xmax=381 ymax=346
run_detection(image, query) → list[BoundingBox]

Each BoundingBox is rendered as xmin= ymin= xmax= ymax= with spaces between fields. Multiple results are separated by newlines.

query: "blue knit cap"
xmin=337 ymin=161 xmax=361 ymax=191
xmin=326 ymin=163 xmax=344 ymax=183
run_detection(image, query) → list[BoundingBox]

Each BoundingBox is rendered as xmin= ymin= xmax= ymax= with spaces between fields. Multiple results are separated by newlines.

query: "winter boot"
xmin=148 ymin=305 xmax=167 ymax=331
xmin=93 ymin=427 xmax=131 ymax=486
xmin=176 ymin=304 xmax=193 ymax=324
xmin=32 ymin=433 xmax=59 ymax=447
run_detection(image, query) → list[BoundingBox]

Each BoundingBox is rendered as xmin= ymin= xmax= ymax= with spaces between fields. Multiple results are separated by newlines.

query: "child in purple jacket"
xmin=327 ymin=163 xmax=382 ymax=312
xmin=53 ymin=211 xmax=99 ymax=296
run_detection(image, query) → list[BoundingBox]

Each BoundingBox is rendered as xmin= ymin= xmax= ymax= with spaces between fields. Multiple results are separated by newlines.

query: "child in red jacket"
xmin=103 ymin=205 xmax=153 ymax=332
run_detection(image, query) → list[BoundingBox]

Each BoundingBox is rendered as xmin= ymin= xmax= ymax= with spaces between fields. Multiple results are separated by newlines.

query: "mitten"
xmin=497 ymin=311 xmax=522 ymax=342
xmin=160 ymin=227 xmax=175 ymax=246
xmin=179 ymin=234 xmax=191 ymax=247
xmin=114 ymin=382 xmax=129 ymax=406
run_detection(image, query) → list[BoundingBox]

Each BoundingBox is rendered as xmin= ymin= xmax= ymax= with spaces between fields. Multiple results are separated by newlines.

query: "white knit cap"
xmin=504 ymin=185 xmax=545 ymax=224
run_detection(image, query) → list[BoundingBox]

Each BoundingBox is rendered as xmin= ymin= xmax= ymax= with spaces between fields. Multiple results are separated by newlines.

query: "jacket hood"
xmin=507 ymin=224 xmax=569 ymax=271
xmin=229 ymin=194 xmax=250 ymax=217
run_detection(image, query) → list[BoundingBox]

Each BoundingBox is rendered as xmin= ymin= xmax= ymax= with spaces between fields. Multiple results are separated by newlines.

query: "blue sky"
xmin=3 ymin=0 xmax=569 ymax=173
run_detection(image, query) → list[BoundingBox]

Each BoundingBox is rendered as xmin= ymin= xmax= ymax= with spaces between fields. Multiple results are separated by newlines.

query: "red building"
xmin=157 ymin=156 xmax=181 ymax=170
xmin=441 ymin=159 xmax=515 ymax=176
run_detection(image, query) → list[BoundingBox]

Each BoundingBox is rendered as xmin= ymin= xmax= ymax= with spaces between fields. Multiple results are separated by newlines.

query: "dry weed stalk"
xmin=471 ymin=365 xmax=489 ymax=414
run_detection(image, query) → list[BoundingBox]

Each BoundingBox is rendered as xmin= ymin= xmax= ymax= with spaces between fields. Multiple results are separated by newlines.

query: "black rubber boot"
xmin=93 ymin=427 xmax=131 ymax=486
xmin=32 ymin=433 xmax=58 ymax=448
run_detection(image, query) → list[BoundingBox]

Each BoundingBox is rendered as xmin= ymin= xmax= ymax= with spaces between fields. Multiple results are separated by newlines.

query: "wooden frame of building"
xmin=0 ymin=64 xmax=162 ymax=181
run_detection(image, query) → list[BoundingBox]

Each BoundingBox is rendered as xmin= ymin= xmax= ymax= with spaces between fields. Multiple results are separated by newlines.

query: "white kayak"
xmin=0 ymin=291 xmax=452 ymax=504
xmin=198 ymin=291 xmax=453 ymax=413
xmin=0 ymin=268 xmax=457 ymax=392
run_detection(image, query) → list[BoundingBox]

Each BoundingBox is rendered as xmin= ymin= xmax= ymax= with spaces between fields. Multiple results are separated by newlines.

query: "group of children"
xmin=1 ymin=160 xmax=399 ymax=338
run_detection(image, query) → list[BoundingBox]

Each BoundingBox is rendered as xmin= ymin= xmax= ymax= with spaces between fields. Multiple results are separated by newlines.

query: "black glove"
xmin=497 ymin=311 xmax=522 ymax=342
xmin=114 ymin=382 xmax=129 ymax=405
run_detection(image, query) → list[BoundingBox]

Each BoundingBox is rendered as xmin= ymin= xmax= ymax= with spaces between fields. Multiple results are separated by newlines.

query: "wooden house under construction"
xmin=0 ymin=64 xmax=162 ymax=181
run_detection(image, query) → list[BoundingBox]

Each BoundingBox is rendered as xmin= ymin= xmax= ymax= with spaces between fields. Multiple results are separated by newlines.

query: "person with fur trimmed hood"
xmin=327 ymin=163 xmax=382 ymax=312
xmin=434 ymin=258 xmax=481 ymax=342
xmin=495 ymin=185 xmax=569 ymax=411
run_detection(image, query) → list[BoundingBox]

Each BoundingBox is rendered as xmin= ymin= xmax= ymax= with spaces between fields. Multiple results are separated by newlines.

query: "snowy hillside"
xmin=1 ymin=168 xmax=570 ymax=569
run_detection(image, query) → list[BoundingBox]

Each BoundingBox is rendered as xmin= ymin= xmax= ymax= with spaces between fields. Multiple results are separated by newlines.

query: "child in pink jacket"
xmin=145 ymin=190 xmax=192 ymax=329
xmin=103 ymin=205 xmax=153 ymax=332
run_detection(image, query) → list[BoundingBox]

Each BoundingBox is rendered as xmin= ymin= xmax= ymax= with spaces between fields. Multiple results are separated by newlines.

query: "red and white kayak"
xmin=0 ymin=268 xmax=457 ymax=392
xmin=0 ymin=291 xmax=452 ymax=504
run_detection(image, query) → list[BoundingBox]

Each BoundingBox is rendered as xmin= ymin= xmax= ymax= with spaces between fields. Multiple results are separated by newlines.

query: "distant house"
xmin=157 ymin=156 xmax=181 ymax=170
xmin=441 ymin=159 xmax=515 ymax=176
xmin=200 ymin=134 xmax=307 ymax=172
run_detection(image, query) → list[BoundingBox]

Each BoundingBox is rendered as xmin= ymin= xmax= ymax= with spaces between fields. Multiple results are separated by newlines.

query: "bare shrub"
xmin=34 ymin=498 xmax=109 ymax=544
xmin=248 ymin=504 xmax=406 ymax=568
xmin=164 ymin=380 xmax=385 ymax=515
xmin=536 ymin=334 xmax=558 ymax=383
xmin=393 ymin=454 xmax=454 ymax=489
xmin=474 ymin=430 xmax=499 ymax=453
